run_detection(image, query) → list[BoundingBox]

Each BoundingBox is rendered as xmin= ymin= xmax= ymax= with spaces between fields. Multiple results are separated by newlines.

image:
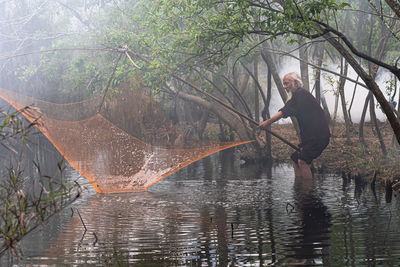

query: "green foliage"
xmin=384 ymin=78 xmax=396 ymax=100
xmin=14 ymin=65 xmax=38 ymax=82
xmin=89 ymin=0 xmax=352 ymax=89
xmin=0 ymin=109 xmax=81 ymax=257
xmin=0 ymin=0 xmax=355 ymax=99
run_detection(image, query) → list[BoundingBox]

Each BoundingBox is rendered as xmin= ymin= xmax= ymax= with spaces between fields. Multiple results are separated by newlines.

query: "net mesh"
xmin=0 ymin=87 xmax=253 ymax=193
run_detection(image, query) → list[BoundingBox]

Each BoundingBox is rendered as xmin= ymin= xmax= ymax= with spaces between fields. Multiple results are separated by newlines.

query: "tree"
xmin=116 ymin=0 xmax=400 ymax=145
xmin=2 ymin=0 xmax=400 ymax=160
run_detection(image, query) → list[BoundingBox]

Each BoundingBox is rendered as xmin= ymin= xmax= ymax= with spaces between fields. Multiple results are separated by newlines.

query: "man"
xmin=258 ymin=72 xmax=330 ymax=179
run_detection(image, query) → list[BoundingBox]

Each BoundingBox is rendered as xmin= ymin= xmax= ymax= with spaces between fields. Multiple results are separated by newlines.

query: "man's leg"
xmin=298 ymin=159 xmax=312 ymax=180
xmin=294 ymin=159 xmax=313 ymax=195
xmin=296 ymin=139 xmax=328 ymax=180
xmin=290 ymin=159 xmax=302 ymax=178
xmin=290 ymin=152 xmax=302 ymax=178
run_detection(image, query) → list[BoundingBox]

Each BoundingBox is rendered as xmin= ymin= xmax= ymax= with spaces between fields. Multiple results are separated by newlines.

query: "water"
xmin=2 ymin=150 xmax=400 ymax=266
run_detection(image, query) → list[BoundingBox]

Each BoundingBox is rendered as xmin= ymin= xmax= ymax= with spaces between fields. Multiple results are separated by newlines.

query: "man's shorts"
xmin=290 ymin=137 xmax=330 ymax=165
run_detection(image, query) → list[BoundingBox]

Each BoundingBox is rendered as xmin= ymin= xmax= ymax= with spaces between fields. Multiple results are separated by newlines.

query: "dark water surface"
xmin=3 ymin=150 xmax=400 ymax=266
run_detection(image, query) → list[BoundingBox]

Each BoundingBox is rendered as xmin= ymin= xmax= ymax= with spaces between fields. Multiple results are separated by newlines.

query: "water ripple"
xmin=2 ymin=156 xmax=399 ymax=266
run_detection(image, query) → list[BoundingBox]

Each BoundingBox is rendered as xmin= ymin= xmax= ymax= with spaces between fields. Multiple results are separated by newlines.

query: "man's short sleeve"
xmin=279 ymin=98 xmax=297 ymax=118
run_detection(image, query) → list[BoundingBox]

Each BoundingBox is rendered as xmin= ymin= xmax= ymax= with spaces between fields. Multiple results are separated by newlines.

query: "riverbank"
xmin=268 ymin=122 xmax=400 ymax=188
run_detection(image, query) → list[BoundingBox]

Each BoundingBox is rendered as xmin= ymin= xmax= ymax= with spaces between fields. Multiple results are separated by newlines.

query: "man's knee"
xmin=298 ymin=159 xmax=309 ymax=168
xmin=298 ymin=159 xmax=313 ymax=179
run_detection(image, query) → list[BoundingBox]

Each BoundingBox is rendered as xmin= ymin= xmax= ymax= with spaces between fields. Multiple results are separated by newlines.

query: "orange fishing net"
xmin=0 ymin=87 xmax=253 ymax=193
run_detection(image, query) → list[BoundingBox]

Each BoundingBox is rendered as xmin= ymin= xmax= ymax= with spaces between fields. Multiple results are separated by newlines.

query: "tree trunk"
xmin=333 ymin=85 xmax=340 ymax=122
xmin=223 ymin=74 xmax=253 ymax=118
xmin=362 ymin=15 xmax=390 ymax=156
xmin=347 ymin=75 xmax=359 ymax=125
xmin=264 ymin=68 xmax=272 ymax=160
xmin=254 ymin=57 xmax=260 ymax=122
xmin=299 ymin=38 xmax=310 ymax=91
xmin=331 ymin=60 xmax=341 ymax=140
xmin=239 ymin=72 xmax=250 ymax=95
xmin=312 ymin=41 xmax=331 ymax=122
xmin=261 ymin=44 xmax=288 ymax=102
xmin=396 ymin=75 xmax=400 ymax=148
xmin=338 ymin=58 xmax=352 ymax=143
xmin=359 ymin=92 xmax=372 ymax=145
xmin=324 ymin=34 xmax=400 ymax=146
xmin=231 ymin=64 xmax=241 ymax=111
xmin=197 ymin=108 xmax=209 ymax=140
xmin=240 ymin=61 xmax=268 ymax=116
xmin=369 ymin=96 xmax=387 ymax=156
xmin=313 ymin=41 xmax=324 ymax=104
xmin=320 ymin=93 xmax=331 ymax=124
xmin=173 ymin=89 xmax=262 ymax=159
xmin=243 ymin=57 xmax=272 ymax=159
xmin=261 ymin=43 xmax=300 ymax=138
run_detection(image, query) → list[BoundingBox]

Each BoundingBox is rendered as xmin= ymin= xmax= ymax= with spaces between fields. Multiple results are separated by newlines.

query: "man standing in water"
xmin=258 ymin=72 xmax=330 ymax=179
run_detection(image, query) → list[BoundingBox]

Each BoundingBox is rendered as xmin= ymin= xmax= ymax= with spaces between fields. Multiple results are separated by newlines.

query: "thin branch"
xmin=54 ymin=0 xmax=93 ymax=30
xmin=193 ymin=68 xmax=236 ymax=109
xmin=0 ymin=0 xmax=50 ymax=26
xmin=125 ymin=49 xmax=299 ymax=150
xmin=314 ymin=20 xmax=400 ymax=78
xmin=97 ymin=52 xmax=123 ymax=113
xmin=0 ymin=47 xmax=114 ymax=61
xmin=173 ymin=74 xmax=299 ymax=150
xmin=348 ymin=75 xmax=360 ymax=117
xmin=240 ymin=61 xmax=268 ymax=108
xmin=342 ymin=8 xmax=400 ymax=20
xmin=222 ymin=74 xmax=253 ymax=118
xmin=265 ymin=47 xmax=370 ymax=90
xmin=125 ymin=51 xmax=141 ymax=69
xmin=233 ymin=37 xmax=270 ymax=71
xmin=367 ymin=0 xmax=400 ymax=41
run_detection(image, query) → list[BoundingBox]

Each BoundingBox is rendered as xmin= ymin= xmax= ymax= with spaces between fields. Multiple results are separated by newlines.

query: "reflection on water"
xmin=2 ymin=150 xmax=400 ymax=266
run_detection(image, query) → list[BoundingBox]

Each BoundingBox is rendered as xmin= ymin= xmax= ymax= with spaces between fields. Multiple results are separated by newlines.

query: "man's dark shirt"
xmin=279 ymin=88 xmax=330 ymax=144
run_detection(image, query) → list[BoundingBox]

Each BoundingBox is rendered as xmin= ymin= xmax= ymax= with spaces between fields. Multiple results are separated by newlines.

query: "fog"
xmin=0 ymin=1 xmax=399 ymax=129
xmin=267 ymin=57 xmax=399 ymax=124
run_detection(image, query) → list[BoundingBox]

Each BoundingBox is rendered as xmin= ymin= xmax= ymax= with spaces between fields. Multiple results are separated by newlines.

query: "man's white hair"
xmin=286 ymin=72 xmax=303 ymax=88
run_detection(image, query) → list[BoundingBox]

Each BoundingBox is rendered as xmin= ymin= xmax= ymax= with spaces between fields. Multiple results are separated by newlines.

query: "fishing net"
xmin=0 ymin=86 xmax=252 ymax=193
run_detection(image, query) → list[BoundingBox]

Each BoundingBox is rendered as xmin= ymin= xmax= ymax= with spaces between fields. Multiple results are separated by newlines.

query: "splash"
xmin=0 ymin=88 xmax=253 ymax=193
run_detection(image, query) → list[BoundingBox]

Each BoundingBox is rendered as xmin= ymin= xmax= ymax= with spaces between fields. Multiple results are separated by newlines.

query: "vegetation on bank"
xmin=0 ymin=108 xmax=81 ymax=257
xmin=265 ymin=122 xmax=400 ymax=186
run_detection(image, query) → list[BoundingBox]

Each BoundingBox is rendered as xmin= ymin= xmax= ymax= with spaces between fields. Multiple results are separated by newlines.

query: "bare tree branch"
xmin=367 ymin=0 xmax=400 ymax=41
xmin=54 ymin=0 xmax=94 ymax=30
xmin=314 ymin=20 xmax=400 ymax=79
xmin=384 ymin=0 xmax=400 ymax=19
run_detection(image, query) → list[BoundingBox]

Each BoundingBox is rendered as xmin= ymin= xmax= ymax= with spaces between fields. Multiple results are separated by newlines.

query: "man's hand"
xmin=258 ymin=111 xmax=283 ymax=130
xmin=258 ymin=119 xmax=271 ymax=130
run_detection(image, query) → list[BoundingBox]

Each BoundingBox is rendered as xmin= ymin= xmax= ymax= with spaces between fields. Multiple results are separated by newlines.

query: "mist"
xmin=1 ymin=1 xmax=400 ymax=265
xmin=266 ymin=57 xmax=399 ymax=124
